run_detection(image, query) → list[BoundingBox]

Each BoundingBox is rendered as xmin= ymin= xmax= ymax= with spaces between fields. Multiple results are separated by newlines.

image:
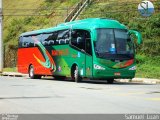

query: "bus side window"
xmin=30 ymin=34 xmax=42 ymax=47
xmin=19 ymin=37 xmax=23 ymax=48
xmin=42 ymin=33 xmax=52 ymax=46
xmin=42 ymin=32 xmax=57 ymax=46
xmin=71 ymin=30 xmax=91 ymax=53
xmin=57 ymin=29 xmax=69 ymax=45
xmin=22 ymin=37 xmax=28 ymax=47
xmin=85 ymin=33 xmax=92 ymax=56
xmin=71 ymin=30 xmax=85 ymax=50
xmin=48 ymin=32 xmax=58 ymax=45
xmin=22 ymin=36 xmax=34 ymax=47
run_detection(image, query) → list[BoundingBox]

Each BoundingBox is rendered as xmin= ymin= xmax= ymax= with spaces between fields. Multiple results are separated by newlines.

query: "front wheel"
xmin=29 ymin=65 xmax=41 ymax=79
xmin=72 ymin=65 xmax=82 ymax=83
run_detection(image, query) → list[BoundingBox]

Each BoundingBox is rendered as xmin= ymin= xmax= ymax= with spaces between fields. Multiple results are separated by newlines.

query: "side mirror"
xmin=129 ymin=30 xmax=142 ymax=44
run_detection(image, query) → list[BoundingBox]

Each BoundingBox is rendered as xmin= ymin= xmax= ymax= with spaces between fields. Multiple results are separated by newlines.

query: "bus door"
xmin=71 ymin=29 xmax=86 ymax=77
xmin=85 ymin=31 xmax=93 ymax=78
xmin=71 ymin=29 xmax=93 ymax=77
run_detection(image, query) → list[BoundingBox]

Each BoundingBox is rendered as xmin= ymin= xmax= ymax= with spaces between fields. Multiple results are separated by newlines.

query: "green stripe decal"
xmin=32 ymin=36 xmax=56 ymax=71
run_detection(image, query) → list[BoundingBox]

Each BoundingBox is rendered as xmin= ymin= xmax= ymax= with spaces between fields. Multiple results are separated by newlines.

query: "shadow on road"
xmin=26 ymin=77 xmax=154 ymax=86
xmin=80 ymin=80 xmax=153 ymax=85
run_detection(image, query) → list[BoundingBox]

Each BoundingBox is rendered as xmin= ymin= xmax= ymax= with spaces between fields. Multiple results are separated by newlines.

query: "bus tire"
xmin=29 ymin=65 xmax=41 ymax=79
xmin=107 ymin=79 xmax=114 ymax=84
xmin=74 ymin=65 xmax=82 ymax=83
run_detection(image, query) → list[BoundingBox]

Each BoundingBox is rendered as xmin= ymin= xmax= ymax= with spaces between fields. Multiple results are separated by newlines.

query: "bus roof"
xmin=20 ymin=18 xmax=127 ymax=36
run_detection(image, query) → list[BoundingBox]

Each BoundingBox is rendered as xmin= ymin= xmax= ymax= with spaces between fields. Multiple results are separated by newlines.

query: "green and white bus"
xmin=17 ymin=18 xmax=142 ymax=83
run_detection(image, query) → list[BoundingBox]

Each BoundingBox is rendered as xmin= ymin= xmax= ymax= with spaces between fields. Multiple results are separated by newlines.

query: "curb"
xmin=1 ymin=72 xmax=160 ymax=84
xmin=1 ymin=72 xmax=28 ymax=77
xmin=133 ymin=78 xmax=160 ymax=84
xmin=117 ymin=78 xmax=160 ymax=84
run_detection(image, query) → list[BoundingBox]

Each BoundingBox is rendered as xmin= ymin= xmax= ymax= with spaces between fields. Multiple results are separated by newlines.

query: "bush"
xmin=135 ymin=54 xmax=147 ymax=64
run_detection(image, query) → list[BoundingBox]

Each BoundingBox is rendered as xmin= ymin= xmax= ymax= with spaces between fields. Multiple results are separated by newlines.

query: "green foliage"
xmin=45 ymin=0 xmax=67 ymax=3
xmin=4 ymin=18 xmax=26 ymax=46
xmin=135 ymin=54 xmax=147 ymax=64
xmin=136 ymin=54 xmax=160 ymax=79
xmin=45 ymin=0 xmax=54 ymax=2
xmin=3 ymin=67 xmax=17 ymax=72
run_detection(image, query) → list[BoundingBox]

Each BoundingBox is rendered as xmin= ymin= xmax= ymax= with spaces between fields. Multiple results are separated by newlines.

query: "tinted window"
xmin=71 ymin=30 xmax=86 ymax=50
xmin=18 ymin=37 xmax=23 ymax=48
xmin=41 ymin=30 xmax=69 ymax=46
xmin=19 ymin=35 xmax=40 ymax=48
xmin=71 ymin=29 xmax=91 ymax=55
xmin=22 ymin=36 xmax=34 ymax=47
xmin=86 ymin=36 xmax=92 ymax=55
xmin=41 ymin=33 xmax=56 ymax=46
xmin=96 ymin=29 xmax=114 ymax=53
xmin=31 ymin=34 xmax=42 ymax=47
xmin=19 ymin=29 xmax=70 ymax=48
xmin=114 ymin=29 xmax=134 ymax=54
xmin=95 ymin=28 xmax=134 ymax=60
xmin=57 ymin=30 xmax=69 ymax=44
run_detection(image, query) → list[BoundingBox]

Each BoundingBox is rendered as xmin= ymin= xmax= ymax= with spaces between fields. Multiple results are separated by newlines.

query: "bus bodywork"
xmin=17 ymin=18 xmax=142 ymax=83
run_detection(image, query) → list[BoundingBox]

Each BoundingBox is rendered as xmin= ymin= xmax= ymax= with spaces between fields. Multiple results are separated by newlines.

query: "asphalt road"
xmin=0 ymin=76 xmax=160 ymax=114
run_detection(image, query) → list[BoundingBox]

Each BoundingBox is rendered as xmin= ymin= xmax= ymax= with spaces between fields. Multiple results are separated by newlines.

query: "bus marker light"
xmin=78 ymin=52 xmax=80 ymax=57
xmin=80 ymin=69 xmax=83 ymax=75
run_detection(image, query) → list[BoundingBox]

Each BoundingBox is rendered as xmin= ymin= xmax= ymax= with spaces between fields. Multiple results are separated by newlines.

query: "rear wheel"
xmin=29 ymin=65 xmax=41 ymax=79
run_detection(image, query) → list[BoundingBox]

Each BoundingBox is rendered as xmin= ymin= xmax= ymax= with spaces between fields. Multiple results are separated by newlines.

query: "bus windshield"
xmin=95 ymin=28 xmax=134 ymax=60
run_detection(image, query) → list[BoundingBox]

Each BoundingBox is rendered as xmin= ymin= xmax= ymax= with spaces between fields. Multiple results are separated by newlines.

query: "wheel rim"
xmin=29 ymin=66 xmax=34 ymax=77
xmin=74 ymin=66 xmax=78 ymax=80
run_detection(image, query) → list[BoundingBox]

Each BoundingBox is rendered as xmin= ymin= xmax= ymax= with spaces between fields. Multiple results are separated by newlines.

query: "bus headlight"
xmin=94 ymin=64 xmax=105 ymax=70
xmin=129 ymin=66 xmax=136 ymax=70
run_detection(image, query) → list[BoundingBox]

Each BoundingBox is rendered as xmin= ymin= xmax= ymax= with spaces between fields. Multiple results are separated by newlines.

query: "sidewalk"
xmin=1 ymin=72 xmax=160 ymax=84
xmin=117 ymin=78 xmax=160 ymax=84
xmin=1 ymin=72 xmax=28 ymax=77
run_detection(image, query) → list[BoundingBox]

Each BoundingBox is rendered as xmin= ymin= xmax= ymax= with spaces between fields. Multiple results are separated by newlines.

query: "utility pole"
xmin=0 ymin=0 xmax=3 ymax=72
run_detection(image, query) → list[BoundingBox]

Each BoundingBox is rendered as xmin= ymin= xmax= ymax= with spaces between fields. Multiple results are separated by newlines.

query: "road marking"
xmin=146 ymin=98 xmax=160 ymax=101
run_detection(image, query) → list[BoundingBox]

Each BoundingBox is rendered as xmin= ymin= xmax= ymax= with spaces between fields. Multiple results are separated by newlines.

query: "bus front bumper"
xmin=93 ymin=66 xmax=136 ymax=79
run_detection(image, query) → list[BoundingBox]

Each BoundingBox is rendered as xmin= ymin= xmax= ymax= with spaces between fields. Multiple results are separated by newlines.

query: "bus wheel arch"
xmin=71 ymin=64 xmax=82 ymax=83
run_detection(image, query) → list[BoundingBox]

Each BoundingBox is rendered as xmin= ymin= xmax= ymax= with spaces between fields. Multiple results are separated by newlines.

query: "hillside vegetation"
xmin=3 ymin=0 xmax=160 ymax=78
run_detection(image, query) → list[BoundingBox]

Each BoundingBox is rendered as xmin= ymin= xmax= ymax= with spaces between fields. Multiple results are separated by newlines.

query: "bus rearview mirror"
xmin=129 ymin=30 xmax=142 ymax=44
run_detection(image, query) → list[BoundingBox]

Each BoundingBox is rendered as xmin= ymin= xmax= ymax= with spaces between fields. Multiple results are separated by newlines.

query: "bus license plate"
xmin=114 ymin=72 xmax=121 ymax=76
